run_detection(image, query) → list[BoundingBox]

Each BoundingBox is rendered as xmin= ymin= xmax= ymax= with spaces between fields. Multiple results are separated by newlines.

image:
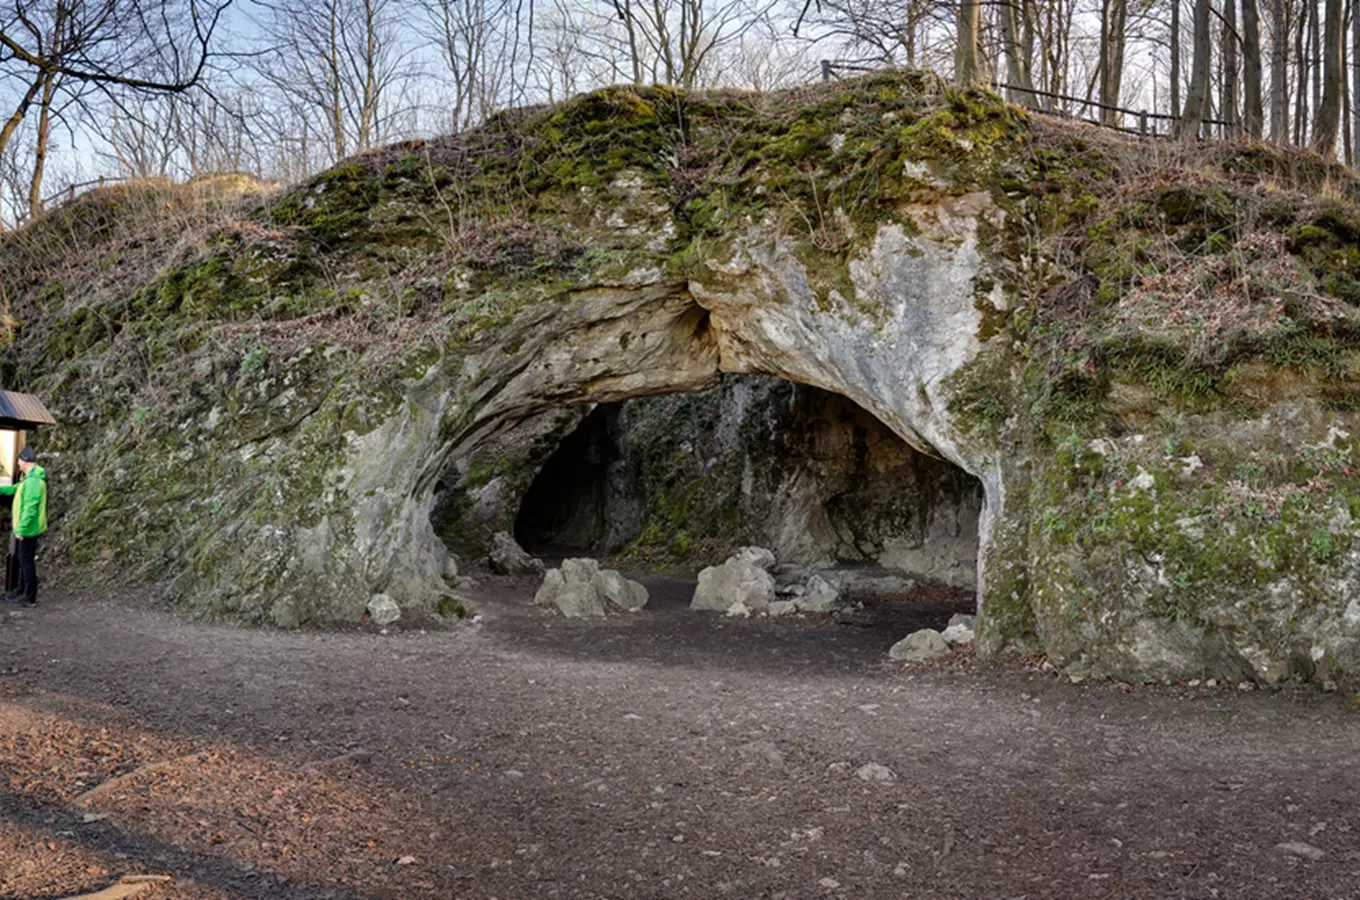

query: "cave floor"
xmin=2 ymin=576 xmax=1358 ymax=900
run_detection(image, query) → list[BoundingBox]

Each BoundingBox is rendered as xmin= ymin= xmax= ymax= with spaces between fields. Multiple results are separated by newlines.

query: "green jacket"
xmin=0 ymin=465 xmax=47 ymax=538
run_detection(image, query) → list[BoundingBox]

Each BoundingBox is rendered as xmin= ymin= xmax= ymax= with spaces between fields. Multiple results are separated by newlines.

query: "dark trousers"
xmin=15 ymin=537 xmax=38 ymax=604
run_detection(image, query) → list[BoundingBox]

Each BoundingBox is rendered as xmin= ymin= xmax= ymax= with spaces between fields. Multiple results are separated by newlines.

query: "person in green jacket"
xmin=1 ymin=445 xmax=46 ymax=607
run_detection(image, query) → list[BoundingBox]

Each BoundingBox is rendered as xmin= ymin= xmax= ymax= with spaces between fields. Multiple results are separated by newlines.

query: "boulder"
xmin=488 ymin=532 xmax=543 ymax=575
xmin=535 ymin=558 xmax=647 ymax=617
xmin=691 ymin=556 xmax=776 ymax=612
xmin=553 ymin=582 xmax=607 ymax=618
xmin=889 ymin=629 xmax=950 ymax=662
xmin=442 ymin=554 xmax=460 ymax=582
xmin=594 ymin=568 xmax=649 ymax=611
xmin=947 ymin=613 xmax=978 ymax=630
xmin=731 ymin=546 xmax=777 ymax=572
xmin=796 ymin=574 xmax=842 ymax=613
xmin=366 ymin=593 xmax=401 ymax=627
xmin=534 ymin=569 xmax=567 ymax=607
xmin=768 ymin=600 xmax=797 ymax=617
xmin=941 ymin=623 xmax=975 ymax=645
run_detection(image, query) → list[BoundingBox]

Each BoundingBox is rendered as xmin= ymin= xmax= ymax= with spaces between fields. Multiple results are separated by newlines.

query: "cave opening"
xmin=509 ymin=376 xmax=984 ymax=607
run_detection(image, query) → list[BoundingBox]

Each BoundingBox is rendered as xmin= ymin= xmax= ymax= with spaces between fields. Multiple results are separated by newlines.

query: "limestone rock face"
xmin=535 ymin=559 xmax=648 ymax=617
xmin=489 ymin=532 xmax=544 ymax=576
xmin=17 ymin=74 xmax=1360 ymax=686
xmin=692 ymin=554 xmax=777 ymax=612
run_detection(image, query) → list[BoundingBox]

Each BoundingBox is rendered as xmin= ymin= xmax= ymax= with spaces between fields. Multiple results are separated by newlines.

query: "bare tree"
xmin=1312 ymin=0 xmax=1342 ymax=155
xmin=1098 ymin=0 xmax=1128 ymax=124
xmin=255 ymin=0 xmax=416 ymax=164
xmin=1270 ymin=0 xmax=1286 ymax=139
xmin=1178 ymin=0 xmax=1211 ymax=138
xmin=0 ymin=0 xmax=231 ymax=225
xmin=421 ymin=0 xmax=515 ymax=133
xmin=1240 ymin=0 xmax=1262 ymax=136
xmin=956 ymin=0 xmax=982 ymax=84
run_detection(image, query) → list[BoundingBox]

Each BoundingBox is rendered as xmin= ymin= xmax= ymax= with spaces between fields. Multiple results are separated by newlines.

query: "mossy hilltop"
xmin=4 ymin=72 xmax=1360 ymax=684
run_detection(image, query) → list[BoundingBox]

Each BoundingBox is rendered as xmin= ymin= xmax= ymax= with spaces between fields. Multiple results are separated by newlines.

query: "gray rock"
xmin=888 ymin=629 xmax=950 ymax=662
xmin=441 ymin=554 xmax=460 ymax=582
xmin=534 ymin=569 xmax=567 ymax=607
xmin=366 ymin=593 xmax=401 ymax=626
xmin=553 ymin=582 xmax=607 ymax=618
xmin=560 ymin=557 xmax=600 ymax=583
xmin=940 ymin=623 xmax=975 ymax=645
xmin=535 ymin=559 xmax=645 ymax=617
xmin=797 ymin=574 xmax=842 ymax=613
xmin=594 ymin=568 xmax=649 ymax=611
xmin=489 ymin=532 xmax=543 ymax=575
xmin=1275 ymin=842 xmax=1325 ymax=860
xmin=947 ymin=613 xmax=977 ymax=630
xmin=691 ymin=558 xmax=776 ymax=612
xmin=768 ymin=600 xmax=797 ymax=617
xmin=731 ymin=546 xmax=777 ymax=572
xmin=855 ymin=763 xmax=897 ymax=783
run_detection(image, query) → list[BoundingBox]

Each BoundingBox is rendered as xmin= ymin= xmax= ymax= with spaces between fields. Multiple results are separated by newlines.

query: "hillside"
xmin=5 ymin=70 xmax=1360 ymax=683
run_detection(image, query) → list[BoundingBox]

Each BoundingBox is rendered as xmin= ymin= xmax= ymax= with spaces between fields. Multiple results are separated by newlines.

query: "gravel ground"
xmin=2 ymin=573 xmax=1359 ymax=899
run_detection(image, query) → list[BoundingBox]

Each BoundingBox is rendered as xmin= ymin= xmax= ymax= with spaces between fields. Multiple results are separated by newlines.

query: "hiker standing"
xmin=1 ymin=445 xmax=47 ymax=607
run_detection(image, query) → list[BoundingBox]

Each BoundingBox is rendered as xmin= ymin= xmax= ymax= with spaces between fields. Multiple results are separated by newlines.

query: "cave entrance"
xmin=513 ymin=404 xmax=622 ymax=554
xmin=510 ymin=376 xmax=985 ymax=609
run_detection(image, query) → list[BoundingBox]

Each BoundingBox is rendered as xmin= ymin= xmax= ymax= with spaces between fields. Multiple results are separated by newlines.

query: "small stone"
xmin=1276 ymin=842 xmax=1325 ymax=860
xmin=826 ymin=762 xmax=851 ymax=777
xmin=947 ymin=613 xmax=977 ymax=630
xmin=81 ymin=812 xmax=108 ymax=824
xmin=818 ymin=877 xmax=841 ymax=889
xmin=1238 ymin=681 xmax=1255 ymax=691
xmin=725 ymin=600 xmax=752 ymax=618
xmin=396 ymin=855 xmax=419 ymax=866
xmin=768 ymin=600 xmax=797 ymax=617
xmin=888 ymin=629 xmax=950 ymax=662
xmin=1205 ymin=679 xmax=1218 ymax=688
xmin=672 ymin=834 xmax=686 ymax=843
xmin=1322 ymin=680 xmax=1339 ymax=693
xmin=855 ymin=763 xmax=896 ymax=783
xmin=366 ymin=594 xmax=401 ymax=627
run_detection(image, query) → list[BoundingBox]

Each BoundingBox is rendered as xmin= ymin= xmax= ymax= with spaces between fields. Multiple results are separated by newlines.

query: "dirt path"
xmin=2 ymin=575 xmax=1359 ymax=899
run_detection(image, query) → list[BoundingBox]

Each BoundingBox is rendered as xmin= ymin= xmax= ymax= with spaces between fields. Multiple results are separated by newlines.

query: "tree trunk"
xmin=26 ymin=70 xmax=57 ymax=220
xmin=1171 ymin=0 xmax=1182 ymax=119
xmin=1179 ymin=0 xmax=1213 ymax=138
xmin=1313 ymin=0 xmax=1343 ymax=156
xmin=1000 ymin=0 xmax=1036 ymax=105
xmin=1296 ymin=0 xmax=1310 ymax=145
xmin=1099 ymin=0 xmax=1129 ymax=125
xmin=1313 ymin=0 xmax=1323 ymax=120
xmin=1223 ymin=0 xmax=1240 ymax=135
xmin=1242 ymin=0 xmax=1264 ymax=136
xmin=1353 ymin=0 xmax=1360 ymax=160
xmin=956 ymin=0 xmax=982 ymax=85
xmin=1271 ymin=0 xmax=1288 ymax=140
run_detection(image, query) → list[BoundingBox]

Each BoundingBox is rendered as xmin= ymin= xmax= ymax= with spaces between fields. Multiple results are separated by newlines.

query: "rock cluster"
xmin=691 ymin=547 xmax=847 ymax=616
xmin=535 ymin=558 xmax=649 ymax=618
xmin=888 ymin=613 xmax=976 ymax=662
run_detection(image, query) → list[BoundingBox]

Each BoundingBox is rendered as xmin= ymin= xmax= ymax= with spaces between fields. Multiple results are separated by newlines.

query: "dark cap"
xmin=17 ymin=446 xmax=35 ymax=463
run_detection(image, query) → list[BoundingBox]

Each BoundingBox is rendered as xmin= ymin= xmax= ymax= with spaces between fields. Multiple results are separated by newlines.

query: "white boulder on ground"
xmin=888 ymin=628 xmax=951 ymax=662
xmin=366 ymin=593 xmax=401 ymax=627
xmin=441 ymin=554 xmax=460 ymax=582
xmin=534 ymin=559 xmax=649 ymax=618
xmin=488 ymin=531 xmax=544 ymax=575
xmin=691 ymin=548 xmax=777 ymax=613
xmin=796 ymin=574 xmax=842 ymax=613
xmin=731 ymin=546 xmax=777 ymax=572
